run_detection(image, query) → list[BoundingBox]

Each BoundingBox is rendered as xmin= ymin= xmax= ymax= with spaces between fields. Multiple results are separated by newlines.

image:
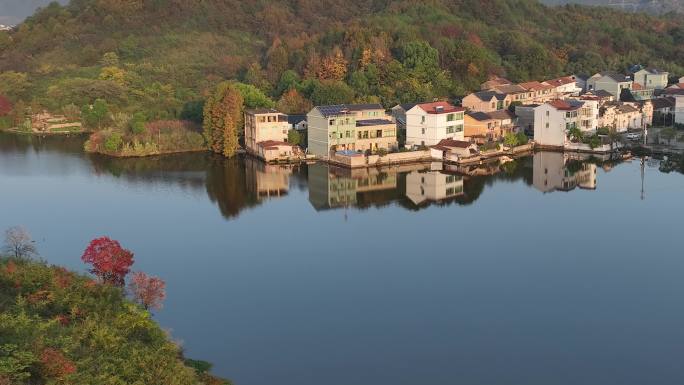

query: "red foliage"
xmin=0 ymin=95 xmax=12 ymax=117
xmin=40 ymin=348 xmax=76 ymax=378
xmin=55 ymin=314 xmax=70 ymax=326
xmin=54 ymin=267 xmax=74 ymax=289
xmin=81 ymin=237 xmax=134 ymax=286
xmin=128 ymin=271 xmax=166 ymax=310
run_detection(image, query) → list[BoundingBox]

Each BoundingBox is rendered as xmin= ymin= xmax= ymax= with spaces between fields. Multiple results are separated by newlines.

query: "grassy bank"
xmin=0 ymin=256 xmax=229 ymax=385
xmin=84 ymin=120 xmax=207 ymax=158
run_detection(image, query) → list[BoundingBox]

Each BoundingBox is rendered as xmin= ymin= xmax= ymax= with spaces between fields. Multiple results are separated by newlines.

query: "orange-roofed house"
xmin=405 ymin=101 xmax=465 ymax=147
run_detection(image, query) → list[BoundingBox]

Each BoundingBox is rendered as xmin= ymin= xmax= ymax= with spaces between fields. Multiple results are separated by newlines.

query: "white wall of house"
xmin=406 ymin=108 xmax=464 ymax=147
xmin=534 ymin=104 xmax=569 ymax=147
xmin=634 ymin=70 xmax=668 ymax=89
xmin=587 ymin=75 xmax=632 ymax=97
xmin=676 ymin=96 xmax=684 ymax=125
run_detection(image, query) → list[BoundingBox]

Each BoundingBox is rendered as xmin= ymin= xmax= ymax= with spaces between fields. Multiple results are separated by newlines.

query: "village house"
xmin=308 ymin=163 xmax=397 ymax=210
xmin=632 ymin=68 xmax=669 ymax=90
xmin=543 ymin=76 xmax=582 ymax=97
xmin=629 ymin=82 xmax=654 ymax=101
xmin=405 ymin=101 xmax=465 ymax=147
xmin=574 ymin=74 xmax=590 ymax=93
xmin=652 ymin=97 xmax=676 ymax=115
xmin=244 ymin=109 xmax=291 ymax=154
xmin=581 ymin=89 xmax=616 ymax=104
xmin=674 ymin=95 xmax=684 ymax=125
xmin=519 ymin=81 xmax=556 ymax=103
xmin=533 ymin=99 xmax=598 ymax=147
xmin=515 ymin=104 xmax=539 ymax=135
xmin=587 ymin=72 xmax=633 ymax=98
xmin=307 ymin=104 xmax=396 ymax=158
xmin=491 ymin=84 xmax=530 ymax=104
xmin=461 ymin=91 xmax=511 ymax=113
xmin=391 ymin=103 xmax=417 ymax=145
xmin=464 ymin=110 xmax=516 ymax=143
xmin=598 ymin=102 xmax=648 ymax=132
xmin=405 ymin=170 xmax=465 ymax=206
xmin=429 ymin=138 xmax=479 ymax=163
xmin=480 ymin=76 xmax=512 ymax=91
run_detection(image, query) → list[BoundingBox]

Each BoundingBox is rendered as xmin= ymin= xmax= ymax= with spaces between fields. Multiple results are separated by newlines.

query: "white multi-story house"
xmin=543 ymin=76 xmax=582 ymax=97
xmin=405 ymin=101 xmax=465 ymax=148
xmin=633 ymin=68 xmax=669 ymax=90
xmin=587 ymin=72 xmax=633 ymax=98
xmin=533 ymin=99 xmax=598 ymax=147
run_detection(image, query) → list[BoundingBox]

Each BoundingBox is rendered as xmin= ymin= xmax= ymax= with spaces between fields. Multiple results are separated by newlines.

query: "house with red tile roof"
xmin=405 ymin=101 xmax=466 ymax=147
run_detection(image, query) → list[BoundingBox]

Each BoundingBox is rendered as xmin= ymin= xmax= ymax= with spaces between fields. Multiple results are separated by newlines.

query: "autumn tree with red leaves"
xmin=81 ymin=237 xmax=134 ymax=286
xmin=0 ymin=95 xmax=12 ymax=116
xmin=128 ymin=271 xmax=166 ymax=311
xmin=40 ymin=348 xmax=76 ymax=379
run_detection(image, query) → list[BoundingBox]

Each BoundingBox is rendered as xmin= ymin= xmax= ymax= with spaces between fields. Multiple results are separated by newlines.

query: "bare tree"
xmin=3 ymin=226 xmax=38 ymax=260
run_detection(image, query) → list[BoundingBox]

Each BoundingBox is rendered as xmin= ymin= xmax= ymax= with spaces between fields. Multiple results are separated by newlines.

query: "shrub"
xmin=130 ymin=112 xmax=147 ymax=134
xmin=376 ymin=148 xmax=388 ymax=157
xmin=287 ymin=129 xmax=301 ymax=146
xmin=103 ymin=132 xmax=123 ymax=152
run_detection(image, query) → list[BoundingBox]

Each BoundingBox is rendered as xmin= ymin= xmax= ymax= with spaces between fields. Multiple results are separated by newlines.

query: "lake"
xmin=1 ymin=132 xmax=684 ymax=385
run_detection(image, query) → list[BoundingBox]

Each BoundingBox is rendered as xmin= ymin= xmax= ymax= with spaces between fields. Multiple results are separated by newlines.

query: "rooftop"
xmin=433 ymin=138 xmax=473 ymax=149
xmin=246 ymin=108 xmax=284 ymax=115
xmin=315 ymin=104 xmax=384 ymax=117
xmin=416 ymin=101 xmax=465 ymax=114
xmin=596 ymin=71 xmax=631 ymax=83
xmin=356 ymin=119 xmax=394 ymax=127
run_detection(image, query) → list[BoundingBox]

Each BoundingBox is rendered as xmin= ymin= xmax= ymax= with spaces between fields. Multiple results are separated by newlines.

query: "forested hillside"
xmin=0 ymin=0 xmax=683 ymax=119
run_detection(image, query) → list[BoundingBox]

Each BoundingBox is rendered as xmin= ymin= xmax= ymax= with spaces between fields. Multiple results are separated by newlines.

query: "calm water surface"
xmin=1 ymin=133 xmax=684 ymax=385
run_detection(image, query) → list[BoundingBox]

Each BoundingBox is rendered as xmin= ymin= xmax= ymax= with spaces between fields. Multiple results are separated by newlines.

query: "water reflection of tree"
xmin=0 ymin=132 xmax=86 ymax=154
xmin=205 ymin=155 xmax=261 ymax=219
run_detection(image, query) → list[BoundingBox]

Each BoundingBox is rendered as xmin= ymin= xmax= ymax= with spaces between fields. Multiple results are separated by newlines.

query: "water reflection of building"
xmin=533 ymin=152 xmax=597 ymax=193
xmin=308 ymin=163 xmax=398 ymax=210
xmin=244 ymin=157 xmax=291 ymax=200
xmin=405 ymin=164 xmax=465 ymax=205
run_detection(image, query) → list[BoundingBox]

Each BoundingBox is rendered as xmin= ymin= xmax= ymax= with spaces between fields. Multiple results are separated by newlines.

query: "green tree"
xmin=203 ymin=82 xmax=244 ymax=156
xmin=287 ymin=129 xmax=302 ymax=146
xmin=130 ymin=112 xmax=147 ymax=134
xmin=81 ymin=99 xmax=109 ymax=129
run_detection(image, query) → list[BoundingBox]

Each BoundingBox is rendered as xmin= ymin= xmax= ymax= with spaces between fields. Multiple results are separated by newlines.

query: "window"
xmin=491 ymin=102 xmax=496 ymax=109
xmin=370 ymin=130 xmax=377 ymax=138
xmin=447 ymin=114 xmax=455 ymax=122
xmin=329 ymin=119 xmax=335 ymax=125
xmin=546 ymin=111 xmax=550 ymax=117
xmin=358 ymin=132 xmax=363 ymax=139
xmin=376 ymin=130 xmax=383 ymax=138
xmin=257 ymin=116 xmax=266 ymax=123
xmin=447 ymin=126 xmax=454 ymax=134
xmin=339 ymin=133 xmax=343 ymax=139
xmin=446 ymin=175 xmax=455 ymax=184
xmin=446 ymin=187 xmax=455 ymax=196
xmin=421 ymin=128 xmax=426 ymax=135
xmin=545 ymin=123 xmax=549 ymax=129
xmin=345 ymin=131 xmax=351 ymax=138
xmin=421 ymin=116 xmax=426 ymax=124
xmin=454 ymin=124 xmax=463 ymax=132
xmin=363 ymin=131 xmax=369 ymax=139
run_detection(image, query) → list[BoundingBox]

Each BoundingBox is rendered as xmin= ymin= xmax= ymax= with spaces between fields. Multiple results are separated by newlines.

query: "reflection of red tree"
xmin=129 ymin=272 xmax=166 ymax=311
xmin=81 ymin=237 xmax=134 ymax=286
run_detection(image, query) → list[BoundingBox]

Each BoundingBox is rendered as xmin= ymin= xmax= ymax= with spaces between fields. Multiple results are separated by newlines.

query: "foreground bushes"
xmin=0 ymin=257 xmax=229 ymax=385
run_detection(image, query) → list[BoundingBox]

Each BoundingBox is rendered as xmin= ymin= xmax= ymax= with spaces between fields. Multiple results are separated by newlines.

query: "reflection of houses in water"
xmin=308 ymin=163 xmax=398 ymax=210
xmin=533 ymin=152 xmax=597 ymax=193
xmin=405 ymin=163 xmax=465 ymax=206
xmin=244 ymin=157 xmax=292 ymax=200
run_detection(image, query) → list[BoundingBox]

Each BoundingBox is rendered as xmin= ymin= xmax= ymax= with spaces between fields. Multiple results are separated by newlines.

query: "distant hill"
xmin=542 ymin=0 xmax=684 ymax=14
xmin=0 ymin=0 xmax=683 ymax=119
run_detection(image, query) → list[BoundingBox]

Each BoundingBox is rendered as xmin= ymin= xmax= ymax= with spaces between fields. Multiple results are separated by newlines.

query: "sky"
xmin=0 ymin=0 xmax=67 ymax=25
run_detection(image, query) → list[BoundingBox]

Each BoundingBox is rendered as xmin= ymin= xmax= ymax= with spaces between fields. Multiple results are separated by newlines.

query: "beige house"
xmin=519 ymin=81 xmax=556 ymax=103
xmin=462 ymin=91 xmax=512 ymax=113
xmin=599 ymin=103 xmax=648 ymax=132
xmin=633 ymin=68 xmax=668 ymax=90
xmin=543 ymin=76 xmax=582 ymax=97
xmin=244 ymin=109 xmax=291 ymax=154
xmin=355 ymin=118 xmax=398 ymax=153
xmin=464 ymin=110 xmax=516 ymax=143
xmin=587 ymin=72 xmax=633 ymax=98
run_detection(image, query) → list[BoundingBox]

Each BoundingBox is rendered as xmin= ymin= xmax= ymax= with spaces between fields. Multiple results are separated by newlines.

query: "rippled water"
xmin=1 ymin=133 xmax=683 ymax=385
